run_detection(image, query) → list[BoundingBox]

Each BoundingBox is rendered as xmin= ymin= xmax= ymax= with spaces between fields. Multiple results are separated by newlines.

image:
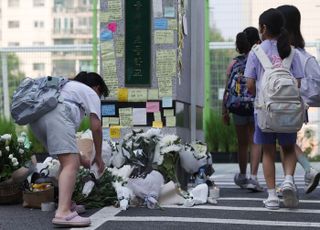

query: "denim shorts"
xmin=232 ymin=114 xmax=254 ymax=126
xmin=30 ymin=103 xmax=79 ymax=156
xmin=253 ymin=114 xmax=297 ymax=145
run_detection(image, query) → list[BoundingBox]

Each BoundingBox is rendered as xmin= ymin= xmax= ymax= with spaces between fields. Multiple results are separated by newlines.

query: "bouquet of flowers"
xmin=0 ymin=132 xmax=34 ymax=184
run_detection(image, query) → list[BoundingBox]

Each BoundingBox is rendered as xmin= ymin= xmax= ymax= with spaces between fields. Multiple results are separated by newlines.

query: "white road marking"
xmin=163 ymin=204 xmax=320 ymax=214
xmin=112 ymin=216 xmax=320 ymax=228
xmin=218 ymin=197 xmax=320 ymax=203
xmin=70 ymin=206 xmax=120 ymax=230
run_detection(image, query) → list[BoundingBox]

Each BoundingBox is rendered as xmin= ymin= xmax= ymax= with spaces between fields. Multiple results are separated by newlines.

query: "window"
xmin=8 ymin=42 xmax=19 ymax=46
xmin=32 ymin=41 xmax=45 ymax=46
xmin=33 ymin=0 xmax=44 ymax=7
xmin=33 ymin=63 xmax=45 ymax=71
xmin=8 ymin=0 xmax=19 ymax=7
xmin=54 ymin=18 xmax=61 ymax=33
xmin=34 ymin=21 xmax=44 ymax=28
xmin=78 ymin=17 xmax=88 ymax=26
xmin=8 ymin=20 xmax=19 ymax=28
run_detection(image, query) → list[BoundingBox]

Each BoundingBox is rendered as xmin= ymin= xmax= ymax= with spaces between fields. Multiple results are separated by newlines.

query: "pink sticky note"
xmin=107 ymin=22 xmax=117 ymax=33
xmin=146 ymin=101 xmax=160 ymax=113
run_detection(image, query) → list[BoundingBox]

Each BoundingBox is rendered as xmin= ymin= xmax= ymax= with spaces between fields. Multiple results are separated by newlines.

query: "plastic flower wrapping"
xmin=74 ymin=129 xmax=216 ymax=210
xmin=0 ymin=132 xmax=34 ymax=184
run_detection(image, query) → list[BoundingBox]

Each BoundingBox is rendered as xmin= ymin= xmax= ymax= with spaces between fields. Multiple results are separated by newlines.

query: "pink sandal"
xmin=52 ymin=212 xmax=91 ymax=227
xmin=71 ymin=201 xmax=86 ymax=214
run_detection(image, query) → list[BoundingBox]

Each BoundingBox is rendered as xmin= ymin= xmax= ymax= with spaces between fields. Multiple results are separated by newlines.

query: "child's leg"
xmin=235 ymin=124 xmax=249 ymax=175
xmin=281 ymin=144 xmax=296 ymax=177
xmin=262 ymin=144 xmax=276 ymax=189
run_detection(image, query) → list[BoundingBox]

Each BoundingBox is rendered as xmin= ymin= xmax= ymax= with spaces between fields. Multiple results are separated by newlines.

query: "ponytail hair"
xmin=259 ymin=8 xmax=291 ymax=59
xmin=277 ymin=27 xmax=291 ymax=59
xmin=73 ymin=71 xmax=109 ymax=97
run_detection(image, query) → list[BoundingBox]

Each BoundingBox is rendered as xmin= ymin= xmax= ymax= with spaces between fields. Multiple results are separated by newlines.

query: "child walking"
xmin=244 ymin=8 xmax=304 ymax=209
xmin=222 ymin=27 xmax=263 ymax=192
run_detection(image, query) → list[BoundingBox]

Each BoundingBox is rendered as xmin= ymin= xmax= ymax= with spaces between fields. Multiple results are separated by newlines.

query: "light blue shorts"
xmin=232 ymin=114 xmax=254 ymax=126
xmin=30 ymin=103 xmax=79 ymax=156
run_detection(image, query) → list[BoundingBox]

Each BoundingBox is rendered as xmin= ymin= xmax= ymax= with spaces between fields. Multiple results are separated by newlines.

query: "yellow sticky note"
xmin=148 ymin=89 xmax=159 ymax=100
xmin=154 ymin=112 xmax=162 ymax=121
xmin=102 ymin=117 xmax=110 ymax=127
xmin=110 ymin=126 xmax=121 ymax=139
xmin=118 ymin=88 xmax=128 ymax=102
xmin=152 ymin=121 xmax=163 ymax=128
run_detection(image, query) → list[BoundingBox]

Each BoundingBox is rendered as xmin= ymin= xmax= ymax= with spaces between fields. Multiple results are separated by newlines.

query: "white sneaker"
xmin=234 ymin=173 xmax=248 ymax=189
xmin=304 ymin=168 xmax=320 ymax=194
xmin=246 ymin=177 xmax=264 ymax=192
xmin=282 ymin=181 xmax=299 ymax=209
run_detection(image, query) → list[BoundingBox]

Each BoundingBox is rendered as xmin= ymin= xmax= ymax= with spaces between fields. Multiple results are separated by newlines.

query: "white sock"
xmin=284 ymin=175 xmax=294 ymax=183
xmin=250 ymin=174 xmax=257 ymax=180
xmin=267 ymin=189 xmax=277 ymax=199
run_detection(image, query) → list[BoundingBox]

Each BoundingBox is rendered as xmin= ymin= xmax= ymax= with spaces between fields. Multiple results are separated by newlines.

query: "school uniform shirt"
xmin=60 ymin=81 xmax=101 ymax=128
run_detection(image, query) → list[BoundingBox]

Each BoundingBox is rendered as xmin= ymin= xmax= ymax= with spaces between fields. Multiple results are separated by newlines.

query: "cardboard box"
xmin=23 ymin=186 xmax=54 ymax=208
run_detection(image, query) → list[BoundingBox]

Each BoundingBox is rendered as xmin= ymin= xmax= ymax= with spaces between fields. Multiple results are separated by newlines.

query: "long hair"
xmin=277 ymin=5 xmax=305 ymax=49
xmin=259 ymin=8 xmax=291 ymax=59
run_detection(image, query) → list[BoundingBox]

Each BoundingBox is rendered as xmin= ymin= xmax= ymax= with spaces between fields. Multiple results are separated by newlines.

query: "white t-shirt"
xmin=60 ymin=81 xmax=101 ymax=128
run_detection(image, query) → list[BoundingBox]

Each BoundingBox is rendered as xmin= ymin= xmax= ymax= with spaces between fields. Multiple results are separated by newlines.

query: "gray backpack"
xmin=252 ymin=44 xmax=305 ymax=133
xmin=11 ymin=76 xmax=69 ymax=125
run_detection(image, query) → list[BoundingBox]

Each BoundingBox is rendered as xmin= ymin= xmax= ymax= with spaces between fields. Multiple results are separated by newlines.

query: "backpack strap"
xmin=252 ymin=44 xmax=273 ymax=69
xmin=282 ymin=47 xmax=295 ymax=69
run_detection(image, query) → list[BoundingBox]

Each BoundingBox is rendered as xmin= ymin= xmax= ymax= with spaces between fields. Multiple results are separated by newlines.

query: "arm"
xmin=90 ymin=113 xmax=105 ymax=174
xmin=247 ymin=78 xmax=256 ymax=96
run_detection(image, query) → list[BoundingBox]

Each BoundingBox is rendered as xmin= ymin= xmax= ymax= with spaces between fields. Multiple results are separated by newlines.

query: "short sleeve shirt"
xmin=244 ymin=39 xmax=304 ymax=97
xmin=60 ymin=81 xmax=101 ymax=128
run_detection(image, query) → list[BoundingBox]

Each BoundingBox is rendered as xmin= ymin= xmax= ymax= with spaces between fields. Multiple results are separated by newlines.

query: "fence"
xmin=0 ymin=45 xmax=95 ymax=118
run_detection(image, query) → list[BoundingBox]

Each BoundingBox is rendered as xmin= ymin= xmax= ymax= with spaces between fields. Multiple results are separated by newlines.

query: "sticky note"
xmin=133 ymin=108 xmax=147 ymax=125
xmin=163 ymin=109 xmax=174 ymax=117
xmin=152 ymin=121 xmax=163 ymax=128
xmin=118 ymin=88 xmax=128 ymax=102
xmin=162 ymin=96 xmax=173 ymax=108
xmin=109 ymin=117 xmax=119 ymax=125
xmin=154 ymin=112 xmax=162 ymax=121
xmin=148 ymin=89 xmax=159 ymax=100
xmin=102 ymin=117 xmax=110 ymax=127
xmin=154 ymin=18 xmax=168 ymax=30
xmin=110 ymin=126 xmax=121 ymax=139
xmin=101 ymin=104 xmax=116 ymax=116
xmin=166 ymin=116 xmax=176 ymax=127
xmin=146 ymin=101 xmax=160 ymax=112
xmin=102 ymin=128 xmax=110 ymax=141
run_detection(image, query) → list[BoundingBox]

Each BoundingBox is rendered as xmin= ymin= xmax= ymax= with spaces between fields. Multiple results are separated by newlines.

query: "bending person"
xmin=30 ymin=71 xmax=108 ymax=227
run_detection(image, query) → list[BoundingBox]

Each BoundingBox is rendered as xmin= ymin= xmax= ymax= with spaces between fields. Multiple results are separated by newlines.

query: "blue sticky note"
xmin=102 ymin=128 xmax=110 ymax=141
xmin=154 ymin=18 xmax=168 ymax=30
xmin=162 ymin=96 xmax=173 ymax=108
xmin=164 ymin=7 xmax=175 ymax=18
xmin=100 ymin=29 xmax=113 ymax=41
xmin=101 ymin=104 xmax=116 ymax=116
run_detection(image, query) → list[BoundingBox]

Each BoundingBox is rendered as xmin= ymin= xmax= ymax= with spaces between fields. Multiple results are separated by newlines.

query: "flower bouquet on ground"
xmin=127 ymin=170 xmax=164 ymax=209
xmin=72 ymin=167 xmax=119 ymax=208
xmin=154 ymin=134 xmax=182 ymax=183
xmin=0 ymin=132 xmax=35 ymax=204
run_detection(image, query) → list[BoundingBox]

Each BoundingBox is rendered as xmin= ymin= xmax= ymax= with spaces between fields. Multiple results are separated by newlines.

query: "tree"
xmin=0 ymin=53 xmax=25 ymax=113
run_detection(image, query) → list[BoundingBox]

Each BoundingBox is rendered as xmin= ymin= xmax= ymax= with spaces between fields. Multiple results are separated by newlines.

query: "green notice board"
xmin=125 ymin=0 xmax=151 ymax=86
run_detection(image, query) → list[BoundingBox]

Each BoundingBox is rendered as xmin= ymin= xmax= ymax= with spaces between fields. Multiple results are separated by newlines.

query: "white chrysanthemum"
xmin=19 ymin=148 xmax=25 ymax=154
xmin=1 ymin=134 xmax=12 ymax=141
xmin=8 ymin=154 xmax=13 ymax=159
xmin=157 ymin=154 xmax=164 ymax=165
xmin=52 ymin=159 xmax=59 ymax=165
xmin=191 ymin=142 xmax=208 ymax=159
xmin=144 ymin=128 xmax=162 ymax=139
xmin=5 ymin=146 xmax=10 ymax=151
xmin=160 ymin=134 xmax=180 ymax=147
xmin=13 ymin=161 xmax=19 ymax=167
xmin=17 ymin=137 xmax=25 ymax=144
xmin=160 ymin=145 xmax=182 ymax=154
xmin=11 ymin=157 xmax=18 ymax=163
